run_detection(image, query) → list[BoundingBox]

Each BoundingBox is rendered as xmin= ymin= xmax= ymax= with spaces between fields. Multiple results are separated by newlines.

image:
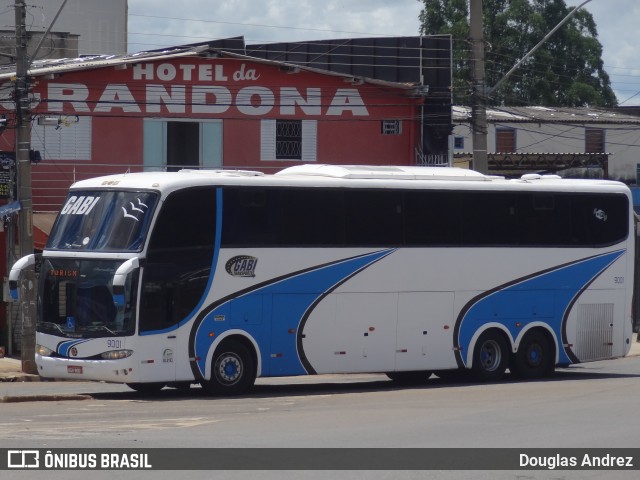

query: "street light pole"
xmin=487 ymin=0 xmax=593 ymax=96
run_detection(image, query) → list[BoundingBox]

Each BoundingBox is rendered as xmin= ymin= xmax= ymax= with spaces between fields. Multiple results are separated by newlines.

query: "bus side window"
xmin=572 ymin=193 xmax=629 ymax=246
xmin=344 ymin=190 xmax=402 ymax=245
xmin=222 ymin=188 xmax=282 ymax=246
xmin=403 ymin=190 xmax=461 ymax=245
xmin=281 ymin=189 xmax=345 ymax=246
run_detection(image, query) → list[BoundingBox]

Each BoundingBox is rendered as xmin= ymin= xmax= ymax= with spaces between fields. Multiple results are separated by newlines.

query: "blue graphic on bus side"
xmin=56 ymin=339 xmax=91 ymax=357
xmin=456 ymin=250 xmax=625 ymax=367
xmin=193 ymin=249 xmax=395 ymax=378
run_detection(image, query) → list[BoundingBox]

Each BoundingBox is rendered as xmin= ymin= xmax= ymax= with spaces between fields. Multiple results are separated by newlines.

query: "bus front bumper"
xmin=35 ymin=354 xmax=138 ymax=383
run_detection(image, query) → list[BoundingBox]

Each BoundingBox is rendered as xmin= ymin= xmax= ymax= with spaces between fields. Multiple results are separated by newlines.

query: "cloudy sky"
xmin=127 ymin=0 xmax=640 ymax=105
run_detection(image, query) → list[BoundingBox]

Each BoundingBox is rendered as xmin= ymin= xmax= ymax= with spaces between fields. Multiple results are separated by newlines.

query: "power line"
xmin=128 ymin=12 xmax=399 ymax=39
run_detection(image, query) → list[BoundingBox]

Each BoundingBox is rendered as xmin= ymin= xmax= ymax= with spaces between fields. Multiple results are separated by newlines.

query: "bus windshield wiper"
xmin=89 ymin=324 xmax=118 ymax=336
xmin=38 ymin=322 xmax=67 ymax=335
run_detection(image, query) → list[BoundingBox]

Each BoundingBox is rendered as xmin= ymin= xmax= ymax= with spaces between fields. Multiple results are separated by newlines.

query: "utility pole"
xmin=469 ymin=0 xmax=593 ymax=174
xmin=469 ymin=0 xmax=488 ymax=173
xmin=13 ymin=0 xmax=35 ymax=373
xmin=14 ymin=0 xmax=33 ymax=258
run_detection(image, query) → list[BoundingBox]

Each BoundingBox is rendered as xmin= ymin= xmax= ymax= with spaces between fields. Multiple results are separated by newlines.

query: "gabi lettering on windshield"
xmin=60 ymin=196 xmax=100 ymax=216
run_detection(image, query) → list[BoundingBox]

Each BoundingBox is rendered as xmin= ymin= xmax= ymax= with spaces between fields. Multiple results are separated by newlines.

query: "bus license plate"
xmin=67 ymin=366 xmax=83 ymax=374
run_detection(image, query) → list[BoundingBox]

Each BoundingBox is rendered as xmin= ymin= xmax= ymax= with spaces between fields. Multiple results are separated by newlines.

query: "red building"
xmin=0 ymin=36 xmax=452 ymax=350
xmin=0 ymin=36 xmax=452 ymax=212
xmin=29 ymin=54 xmax=422 ymax=207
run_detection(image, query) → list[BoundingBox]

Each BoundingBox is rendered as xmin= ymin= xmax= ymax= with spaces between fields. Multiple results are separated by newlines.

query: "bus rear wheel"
xmin=472 ymin=330 xmax=509 ymax=382
xmin=510 ymin=330 xmax=555 ymax=379
xmin=204 ymin=340 xmax=256 ymax=396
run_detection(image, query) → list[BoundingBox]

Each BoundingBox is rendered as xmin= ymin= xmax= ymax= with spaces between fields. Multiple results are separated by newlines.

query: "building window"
xmin=495 ymin=127 xmax=516 ymax=152
xmin=276 ymin=120 xmax=302 ymax=159
xmin=381 ymin=120 xmax=402 ymax=135
xmin=260 ymin=119 xmax=317 ymax=161
xmin=454 ymin=136 xmax=464 ymax=149
xmin=585 ymin=128 xmax=605 ymax=152
xmin=31 ymin=116 xmax=92 ymax=160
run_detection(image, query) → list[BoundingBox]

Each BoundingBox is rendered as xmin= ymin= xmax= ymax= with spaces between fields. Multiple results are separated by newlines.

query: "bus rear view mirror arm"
xmin=8 ymin=254 xmax=37 ymax=301
xmin=112 ymin=257 xmax=139 ymax=309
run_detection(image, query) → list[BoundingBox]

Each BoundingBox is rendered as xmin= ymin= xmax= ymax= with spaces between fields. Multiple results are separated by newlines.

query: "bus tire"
xmin=385 ymin=371 xmax=431 ymax=384
xmin=472 ymin=330 xmax=509 ymax=382
xmin=126 ymin=382 xmax=165 ymax=394
xmin=510 ymin=330 xmax=555 ymax=379
xmin=205 ymin=340 xmax=256 ymax=396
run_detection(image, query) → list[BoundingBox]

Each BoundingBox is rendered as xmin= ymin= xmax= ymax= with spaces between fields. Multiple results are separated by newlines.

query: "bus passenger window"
xmin=344 ymin=190 xmax=402 ymax=245
xmin=222 ymin=188 xmax=282 ymax=246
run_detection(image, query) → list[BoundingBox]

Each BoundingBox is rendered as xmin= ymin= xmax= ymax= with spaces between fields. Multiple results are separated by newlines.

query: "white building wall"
xmin=452 ymin=122 xmax=640 ymax=182
xmin=5 ymin=0 xmax=127 ymax=55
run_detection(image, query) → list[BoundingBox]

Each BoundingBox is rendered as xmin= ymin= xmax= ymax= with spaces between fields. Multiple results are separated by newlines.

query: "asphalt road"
xmin=1 ymin=356 xmax=640 ymax=480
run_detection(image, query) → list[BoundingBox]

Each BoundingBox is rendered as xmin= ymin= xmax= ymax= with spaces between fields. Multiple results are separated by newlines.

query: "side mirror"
xmin=112 ymin=257 xmax=139 ymax=308
xmin=8 ymin=254 xmax=36 ymax=301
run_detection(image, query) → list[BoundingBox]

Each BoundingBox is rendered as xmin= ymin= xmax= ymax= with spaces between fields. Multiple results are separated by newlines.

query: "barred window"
xmin=276 ymin=120 xmax=302 ymax=160
xmin=381 ymin=120 xmax=402 ymax=135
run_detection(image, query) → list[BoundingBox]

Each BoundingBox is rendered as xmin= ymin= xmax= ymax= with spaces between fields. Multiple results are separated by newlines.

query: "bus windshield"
xmin=47 ymin=190 xmax=158 ymax=251
xmin=38 ymin=258 xmax=137 ymax=338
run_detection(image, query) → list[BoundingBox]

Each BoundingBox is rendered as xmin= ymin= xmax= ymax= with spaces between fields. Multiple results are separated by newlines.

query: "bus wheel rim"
xmin=526 ymin=344 xmax=543 ymax=367
xmin=479 ymin=339 xmax=501 ymax=372
xmin=216 ymin=353 xmax=242 ymax=384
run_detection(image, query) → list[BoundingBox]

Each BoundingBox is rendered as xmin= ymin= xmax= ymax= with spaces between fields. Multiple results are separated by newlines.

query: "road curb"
xmin=0 ymin=394 xmax=92 ymax=403
xmin=0 ymin=374 xmax=42 ymax=382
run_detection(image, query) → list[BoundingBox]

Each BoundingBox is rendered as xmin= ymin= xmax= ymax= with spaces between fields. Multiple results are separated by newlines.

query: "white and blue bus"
xmin=10 ymin=165 xmax=636 ymax=394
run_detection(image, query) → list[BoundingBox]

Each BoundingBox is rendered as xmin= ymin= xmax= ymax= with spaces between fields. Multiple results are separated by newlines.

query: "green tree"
xmin=418 ymin=0 xmax=617 ymax=107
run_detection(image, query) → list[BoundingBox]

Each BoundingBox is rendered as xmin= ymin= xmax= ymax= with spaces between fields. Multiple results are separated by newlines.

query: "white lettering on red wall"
xmin=32 ymin=62 xmax=371 ymax=117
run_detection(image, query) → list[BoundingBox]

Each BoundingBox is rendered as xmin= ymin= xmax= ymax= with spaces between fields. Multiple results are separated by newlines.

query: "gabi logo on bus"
xmin=225 ymin=255 xmax=258 ymax=278
xmin=60 ymin=196 xmax=100 ymax=215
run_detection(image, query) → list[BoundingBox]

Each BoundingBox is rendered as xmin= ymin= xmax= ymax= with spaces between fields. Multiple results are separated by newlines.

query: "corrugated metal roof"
xmin=0 ymin=45 xmax=206 ymax=80
xmin=453 ymin=105 xmax=640 ymax=124
xmin=0 ymin=38 xmax=421 ymax=92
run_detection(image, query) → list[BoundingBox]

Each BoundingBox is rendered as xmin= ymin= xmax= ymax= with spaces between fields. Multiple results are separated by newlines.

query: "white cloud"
xmin=566 ymin=0 xmax=640 ymax=104
xmin=128 ymin=0 xmax=422 ymax=47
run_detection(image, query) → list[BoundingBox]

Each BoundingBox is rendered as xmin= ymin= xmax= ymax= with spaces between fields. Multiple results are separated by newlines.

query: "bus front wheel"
xmin=204 ymin=341 xmax=256 ymax=396
xmin=472 ymin=330 xmax=509 ymax=382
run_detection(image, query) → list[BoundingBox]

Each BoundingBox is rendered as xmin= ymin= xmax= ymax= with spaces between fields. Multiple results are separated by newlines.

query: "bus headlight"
xmin=101 ymin=350 xmax=133 ymax=360
xmin=36 ymin=344 xmax=54 ymax=357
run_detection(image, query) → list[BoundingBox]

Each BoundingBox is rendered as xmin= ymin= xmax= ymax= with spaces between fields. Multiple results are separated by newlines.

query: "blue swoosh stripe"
xmin=456 ymin=250 xmax=625 ymax=367
xmin=193 ymin=249 xmax=395 ymax=378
